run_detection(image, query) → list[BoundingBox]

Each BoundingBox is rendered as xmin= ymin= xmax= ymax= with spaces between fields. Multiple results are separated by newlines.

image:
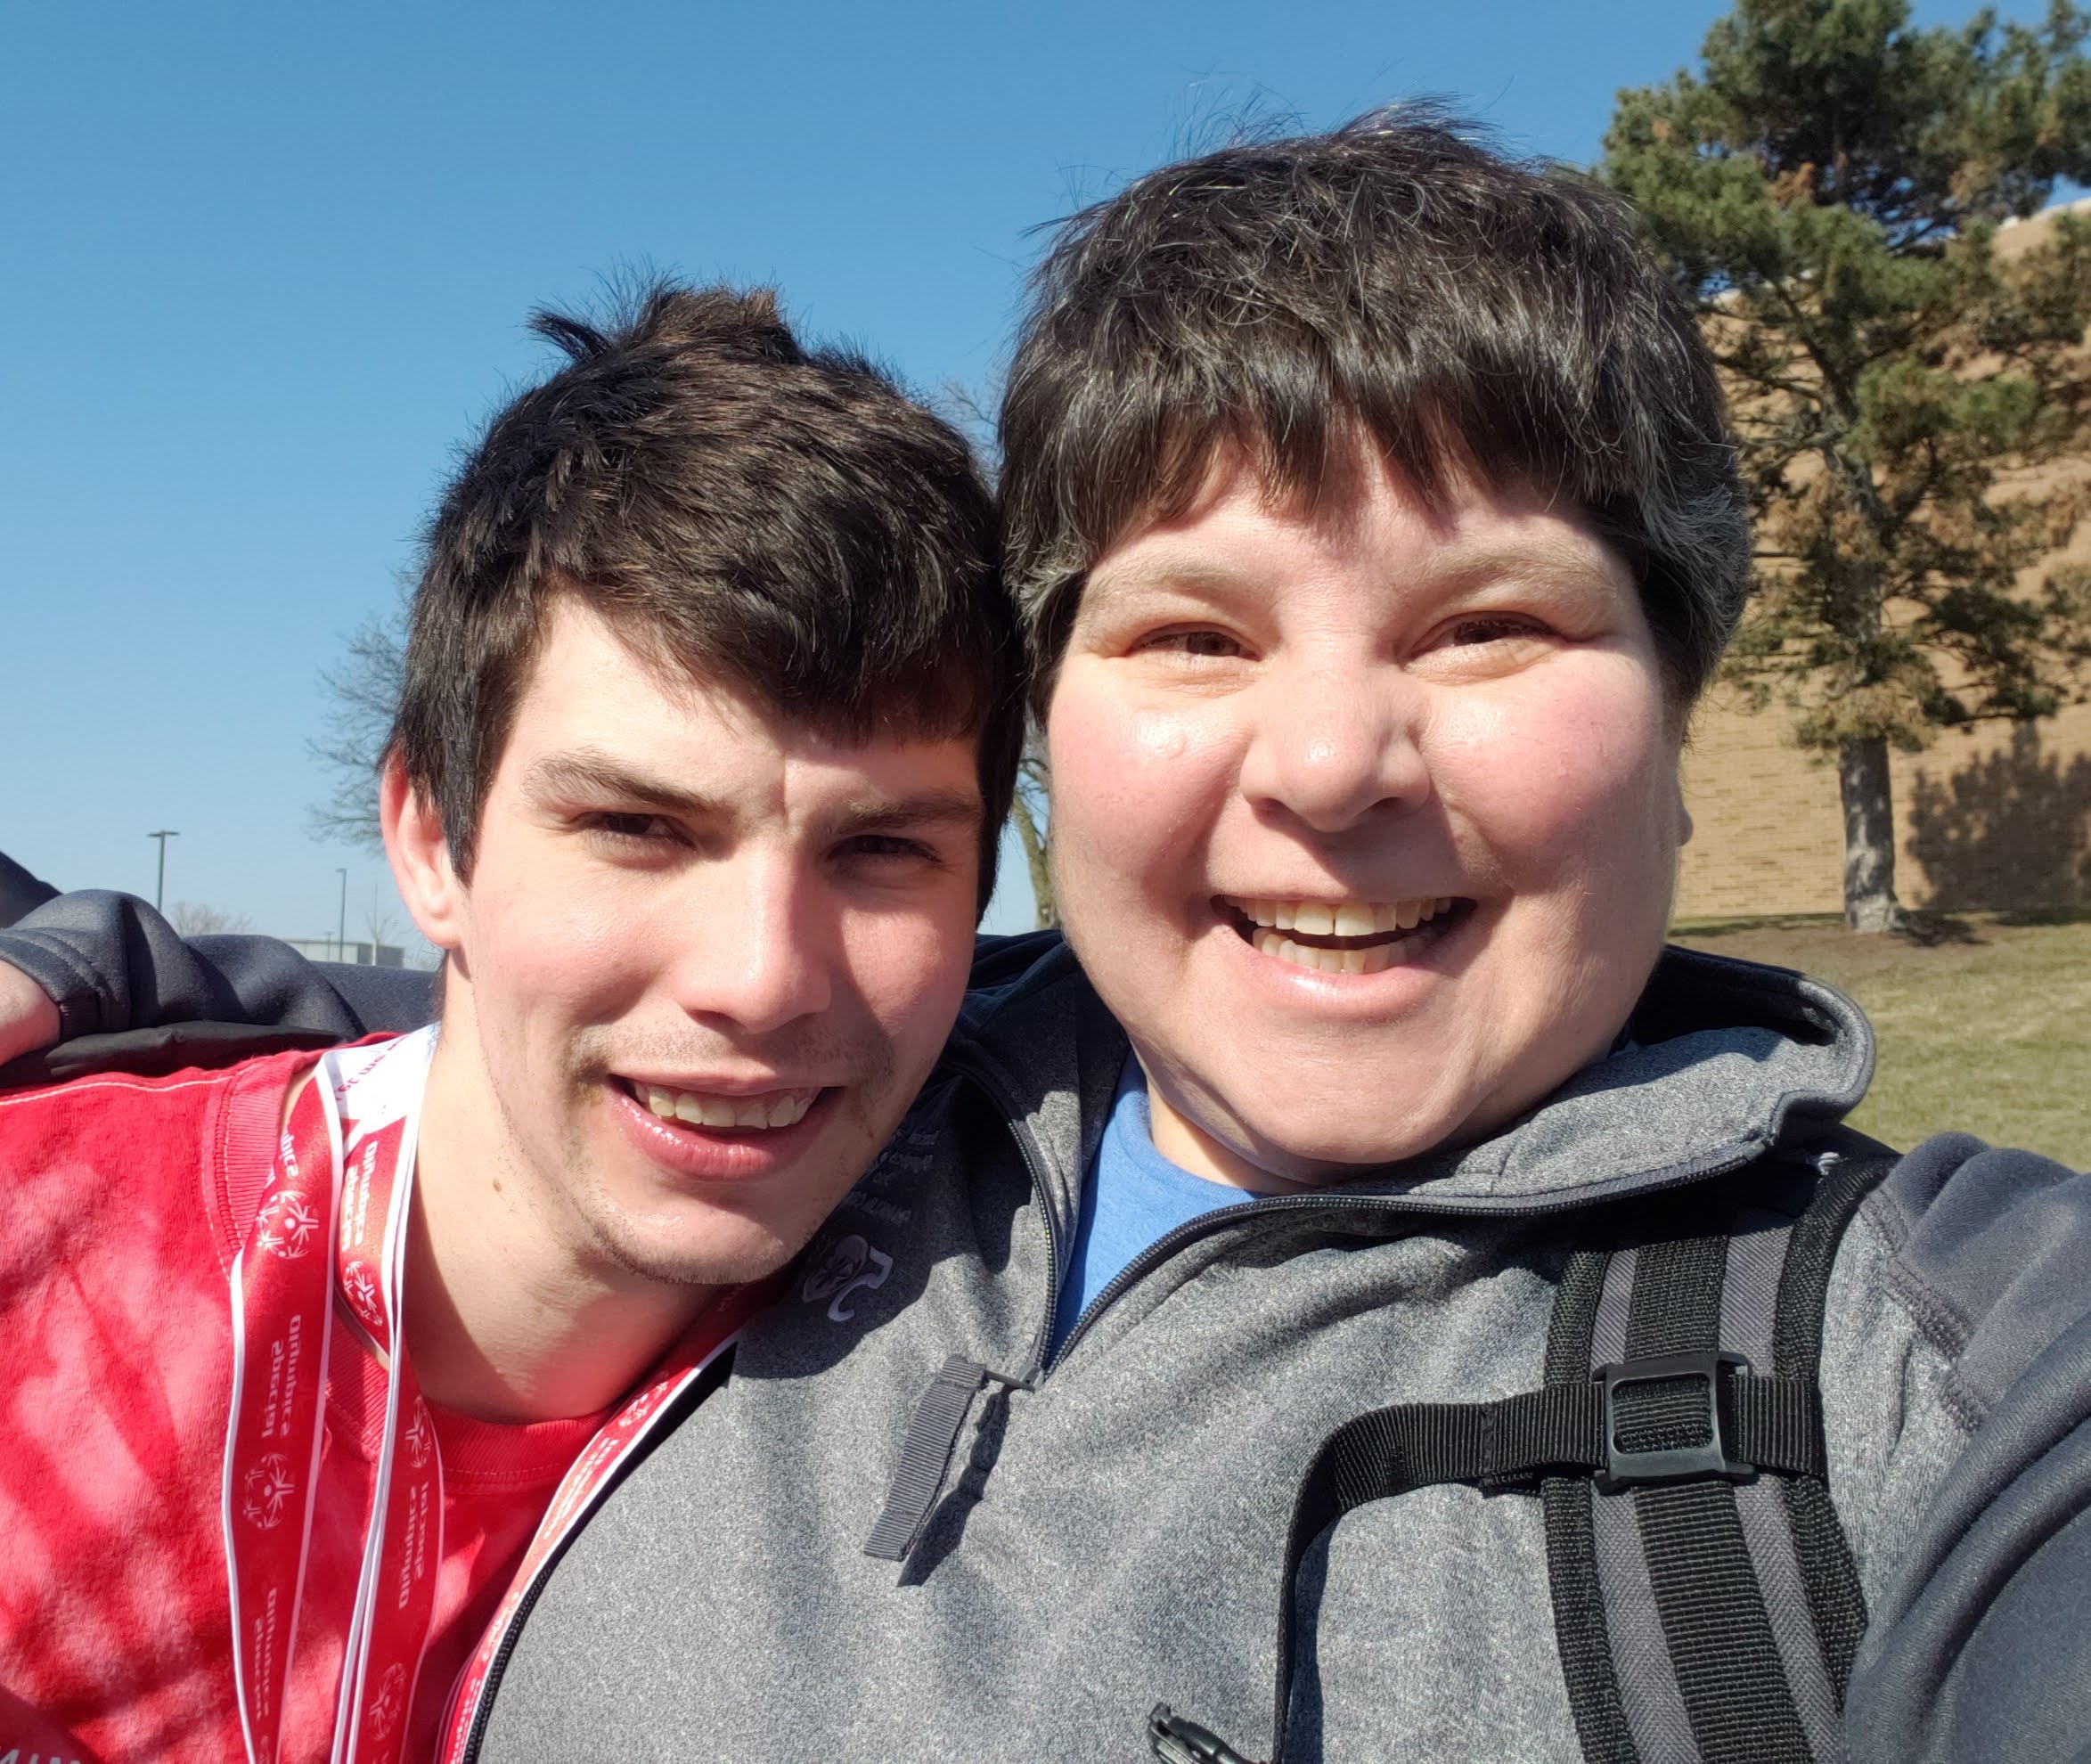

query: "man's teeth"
xmin=641 ymin=1086 xmax=816 ymax=1130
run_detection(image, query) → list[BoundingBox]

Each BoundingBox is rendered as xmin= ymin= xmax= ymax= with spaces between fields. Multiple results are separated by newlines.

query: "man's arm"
xmin=0 ymin=851 xmax=59 ymax=929
xmin=0 ymin=893 xmax=1053 ymax=1079
xmin=0 ymin=961 xmax=60 ymax=1068
xmin=0 ymin=887 xmax=436 ymax=1080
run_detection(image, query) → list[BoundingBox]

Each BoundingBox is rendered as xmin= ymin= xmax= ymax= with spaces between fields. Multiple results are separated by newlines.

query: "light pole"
xmin=335 ymin=868 xmax=348 ymax=963
xmin=148 ymin=830 xmax=179 ymax=911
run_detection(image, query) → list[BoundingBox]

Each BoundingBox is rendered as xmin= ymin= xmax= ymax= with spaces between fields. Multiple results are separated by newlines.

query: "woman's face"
xmin=1045 ymin=445 xmax=1692 ymax=1193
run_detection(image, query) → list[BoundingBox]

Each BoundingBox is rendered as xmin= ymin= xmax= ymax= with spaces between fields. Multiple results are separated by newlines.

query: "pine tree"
xmin=1604 ymin=0 xmax=2091 ymax=929
xmin=1009 ymin=736 xmax=1057 ymax=928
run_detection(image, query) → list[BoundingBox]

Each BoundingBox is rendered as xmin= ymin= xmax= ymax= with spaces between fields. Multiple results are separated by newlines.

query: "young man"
xmin=0 ymin=282 xmax=1019 ymax=1764
xmin=8 ymin=118 xmax=2090 ymax=1761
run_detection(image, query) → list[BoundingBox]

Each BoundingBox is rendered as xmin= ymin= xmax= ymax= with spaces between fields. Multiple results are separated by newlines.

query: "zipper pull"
xmin=863 ymin=1355 xmax=1033 ymax=1567
xmin=1148 ymin=1703 xmax=1263 ymax=1764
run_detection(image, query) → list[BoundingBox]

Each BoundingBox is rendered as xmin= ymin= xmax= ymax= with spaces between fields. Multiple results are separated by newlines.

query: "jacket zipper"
xmin=933 ymin=1040 xmax=1778 ymax=1376
xmin=460 ymin=1058 xmax=1775 ymax=1755
xmin=458 ymin=1569 xmax=543 ymax=1764
xmin=1041 ymin=1139 xmax=1774 ymax=1372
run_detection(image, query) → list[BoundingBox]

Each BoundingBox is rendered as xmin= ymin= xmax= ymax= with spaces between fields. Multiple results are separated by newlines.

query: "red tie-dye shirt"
xmin=0 ymin=1050 xmax=607 ymax=1764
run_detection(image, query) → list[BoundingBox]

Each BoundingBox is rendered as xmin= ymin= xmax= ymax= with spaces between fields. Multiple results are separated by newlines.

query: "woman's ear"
xmin=380 ymin=755 xmax=464 ymax=951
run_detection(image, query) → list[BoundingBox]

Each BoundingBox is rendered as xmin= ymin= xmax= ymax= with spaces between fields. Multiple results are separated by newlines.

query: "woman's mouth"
xmin=1216 ymin=894 xmax=1473 ymax=975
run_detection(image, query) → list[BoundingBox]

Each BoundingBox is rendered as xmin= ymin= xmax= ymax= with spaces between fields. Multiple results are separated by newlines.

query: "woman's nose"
xmin=1236 ymin=663 xmax=1432 ymax=833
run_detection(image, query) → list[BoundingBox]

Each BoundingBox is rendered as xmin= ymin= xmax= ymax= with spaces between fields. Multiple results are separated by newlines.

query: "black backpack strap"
xmin=1153 ymin=1140 xmax=1894 ymax=1764
xmin=1553 ymin=1142 xmax=1891 ymax=1764
xmin=1550 ymin=1168 xmax=1817 ymax=1763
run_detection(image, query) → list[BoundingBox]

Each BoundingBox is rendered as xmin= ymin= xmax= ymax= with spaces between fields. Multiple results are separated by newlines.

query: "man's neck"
xmin=401 ymin=1041 xmax=717 ymax=1426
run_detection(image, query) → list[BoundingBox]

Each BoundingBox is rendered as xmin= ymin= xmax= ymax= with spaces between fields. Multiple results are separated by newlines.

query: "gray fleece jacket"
xmin=3 ymin=896 xmax=2088 ymax=1761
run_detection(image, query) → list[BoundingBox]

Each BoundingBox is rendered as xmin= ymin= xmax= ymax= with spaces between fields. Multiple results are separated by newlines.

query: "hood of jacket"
xmin=943 ymin=931 xmax=1874 ymax=1244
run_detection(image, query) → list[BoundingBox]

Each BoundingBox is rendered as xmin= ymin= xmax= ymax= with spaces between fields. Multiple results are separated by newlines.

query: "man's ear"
xmin=381 ymin=755 xmax=465 ymax=951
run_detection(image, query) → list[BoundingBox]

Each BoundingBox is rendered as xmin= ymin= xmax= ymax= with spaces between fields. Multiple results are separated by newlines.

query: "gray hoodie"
xmin=469 ymin=936 xmax=2090 ymax=1762
xmin=3 ymin=900 xmax=2087 ymax=1760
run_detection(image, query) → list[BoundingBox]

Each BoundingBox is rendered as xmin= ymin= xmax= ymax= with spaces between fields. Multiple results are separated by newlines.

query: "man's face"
xmin=1046 ymin=445 xmax=1690 ymax=1192
xmin=421 ymin=598 xmax=982 ymax=1286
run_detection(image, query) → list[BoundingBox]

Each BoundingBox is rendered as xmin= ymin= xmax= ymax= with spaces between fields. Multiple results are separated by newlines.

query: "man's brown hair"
xmin=392 ymin=281 xmax=1021 ymax=907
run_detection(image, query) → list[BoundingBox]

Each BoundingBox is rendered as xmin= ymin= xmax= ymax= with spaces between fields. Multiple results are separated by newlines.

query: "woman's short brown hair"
xmin=999 ymin=110 xmax=1748 ymax=717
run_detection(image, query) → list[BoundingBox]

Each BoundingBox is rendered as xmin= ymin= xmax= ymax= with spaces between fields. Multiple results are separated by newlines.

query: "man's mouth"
xmin=613 ymin=1078 xmax=824 ymax=1132
xmin=1217 ymin=894 xmax=1471 ymax=975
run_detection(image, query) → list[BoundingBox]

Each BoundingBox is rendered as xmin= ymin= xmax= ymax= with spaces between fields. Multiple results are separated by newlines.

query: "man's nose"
xmin=1236 ymin=661 xmax=1432 ymax=833
xmin=665 ymin=862 xmax=834 ymax=1036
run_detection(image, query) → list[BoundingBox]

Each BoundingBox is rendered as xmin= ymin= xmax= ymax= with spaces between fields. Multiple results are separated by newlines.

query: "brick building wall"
xmin=1672 ymin=198 xmax=2091 ymax=923
xmin=1675 ymin=697 xmax=2091 ymax=919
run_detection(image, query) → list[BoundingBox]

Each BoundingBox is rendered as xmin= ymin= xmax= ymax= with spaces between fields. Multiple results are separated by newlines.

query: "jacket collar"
xmin=943 ymin=935 xmax=1874 ymax=1224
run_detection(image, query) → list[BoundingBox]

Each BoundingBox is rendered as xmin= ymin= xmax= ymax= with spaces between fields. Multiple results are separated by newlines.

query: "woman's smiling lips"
xmin=607 ymin=1075 xmax=840 ymax=1183
xmin=1214 ymin=894 xmax=1473 ymax=976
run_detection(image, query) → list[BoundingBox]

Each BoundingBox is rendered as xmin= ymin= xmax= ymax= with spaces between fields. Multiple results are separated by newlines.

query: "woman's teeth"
xmin=640 ymin=1085 xmax=816 ymax=1131
xmin=1236 ymin=897 xmax=1456 ymax=935
xmin=1225 ymin=895 xmax=1460 ymax=976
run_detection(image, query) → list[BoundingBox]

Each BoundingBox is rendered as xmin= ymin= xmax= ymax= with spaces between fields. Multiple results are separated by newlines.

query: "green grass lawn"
xmin=1668 ymin=914 xmax=2090 ymax=1169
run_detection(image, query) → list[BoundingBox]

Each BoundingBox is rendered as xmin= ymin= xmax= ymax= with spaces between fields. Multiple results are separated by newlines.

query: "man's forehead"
xmin=517 ymin=592 xmax=975 ymax=749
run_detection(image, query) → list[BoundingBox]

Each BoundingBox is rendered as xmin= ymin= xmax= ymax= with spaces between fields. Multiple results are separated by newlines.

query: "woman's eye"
xmin=1143 ymin=628 xmax=1246 ymax=658
xmin=1441 ymin=613 xmax=1548 ymax=648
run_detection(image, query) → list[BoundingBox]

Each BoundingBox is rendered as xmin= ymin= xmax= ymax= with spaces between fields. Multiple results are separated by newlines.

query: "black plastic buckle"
xmin=1593 ymin=1351 xmax=1753 ymax=1493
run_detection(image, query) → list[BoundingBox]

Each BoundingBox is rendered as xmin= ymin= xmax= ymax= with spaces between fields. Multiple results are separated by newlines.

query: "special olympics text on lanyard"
xmin=221 ymin=1028 xmax=774 ymax=1764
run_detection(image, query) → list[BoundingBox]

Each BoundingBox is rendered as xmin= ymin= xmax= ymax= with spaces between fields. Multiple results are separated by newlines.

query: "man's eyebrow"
xmin=827 ymin=788 xmax=984 ymax=838
xmin=520 ymin=749 xmax=722 ymax=818
xmin=519 ymin=750 xmax=980 ymax=834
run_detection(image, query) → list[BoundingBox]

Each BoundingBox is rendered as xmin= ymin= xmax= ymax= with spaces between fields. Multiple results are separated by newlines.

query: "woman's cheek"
xmin=1052 ymin=694 xmax=1231 ymax=898
xmin=1440 ymin=668 xmax=1670 ymax=838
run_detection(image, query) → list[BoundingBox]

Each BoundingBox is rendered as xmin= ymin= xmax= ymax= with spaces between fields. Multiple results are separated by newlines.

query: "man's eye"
xmin=838 ymin=835 xmax=939 ymax=864
xmin=584 ymin=813 xmax=674 ymax=844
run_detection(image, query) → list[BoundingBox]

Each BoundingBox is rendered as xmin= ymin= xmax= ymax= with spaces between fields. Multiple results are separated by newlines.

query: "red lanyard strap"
xmin=222 ymin=1031 xmax=440 ymax=1764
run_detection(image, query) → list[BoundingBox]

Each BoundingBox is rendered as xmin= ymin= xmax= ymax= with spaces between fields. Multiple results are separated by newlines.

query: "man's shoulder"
xmin=0 ymin=1049 xmax=320 ymax=1229
xmin=0 ymin=1042 xmax=318 ymax=1129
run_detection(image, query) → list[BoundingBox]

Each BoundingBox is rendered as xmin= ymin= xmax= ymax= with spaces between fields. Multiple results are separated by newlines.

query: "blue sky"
xmin=0 ymin=0 xmax=2051 ymax=944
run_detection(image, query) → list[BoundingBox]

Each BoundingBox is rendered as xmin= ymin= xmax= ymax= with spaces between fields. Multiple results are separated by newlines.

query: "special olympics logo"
xmin=365 ymin=1662 xmax=409 ymax=1740
xmin=241 ymin=1453 xmax=298 ymax=1530
xmin=403 ymin=1401 xmax=434 ymax=1471
xmin=256 ymin=1191 xmax=322 ymax=1260
xmin=343 ymin=1262 xmax=383 ymax=1328
xmin=798 ymin=1233 xmax=894 ymax=1323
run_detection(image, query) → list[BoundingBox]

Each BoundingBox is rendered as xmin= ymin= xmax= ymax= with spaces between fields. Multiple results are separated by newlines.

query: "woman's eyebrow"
xmin=1082 ymin=558 xmax=1262 ymax=606
xmin=1425 ymin=539 xmax=1630 ymax=594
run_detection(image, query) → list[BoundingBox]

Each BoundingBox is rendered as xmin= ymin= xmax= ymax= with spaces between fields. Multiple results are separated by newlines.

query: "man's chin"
xmin=587 ymin=1212 xmax=805 ymax=1290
